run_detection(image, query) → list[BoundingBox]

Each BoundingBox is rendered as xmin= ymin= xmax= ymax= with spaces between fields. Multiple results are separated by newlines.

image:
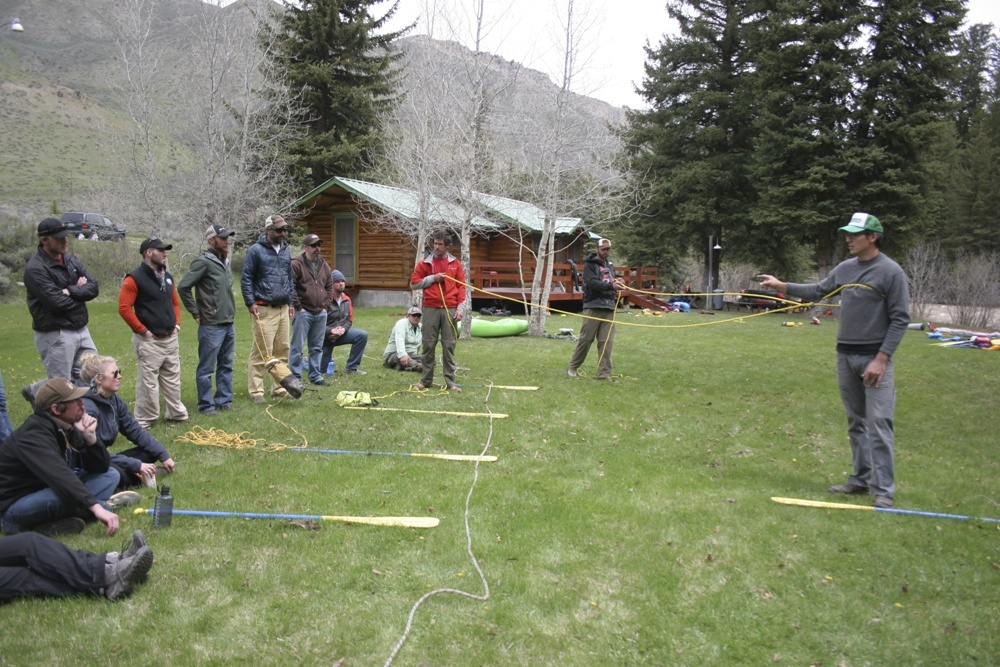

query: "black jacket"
xmin=0 ymin=411 xmax=112 ymax=515
xmin=581 ymin=253 xmax=617 ymax=310
xmin=23 ymin=247 xmax=99 ymax=332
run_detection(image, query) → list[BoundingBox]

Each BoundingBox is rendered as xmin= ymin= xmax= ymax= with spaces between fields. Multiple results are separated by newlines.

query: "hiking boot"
xmin=252 ymin=395 xmax=267 ymax=405
xmin=828 ymin=483 xmax=870 ymax=495
xmin=36 ymin=517 xmax=86 ymax=536
xmin=120 ymin=530 xmax=150 ymax=583
xmin=121 ymin=530 xmax=148 ymax=559
xmin=108 ymin=491 xmax=142 ymax=510
xmin=104 ymin=546 xmax=154 ymax=600
xmin=20 ymin=385 xmax=35 ymax=405
xmin=446 ymin=384 xmax=462 ymax=393
xmin=311 ymin=378 xmax=329 ymax=386
xmin=566 ymin=367 xmax=578 ymax=378
xmin=344 ymin=369 xmax=367 ymax=375
xmin=874 ymin=496 xmax=894 ymax=509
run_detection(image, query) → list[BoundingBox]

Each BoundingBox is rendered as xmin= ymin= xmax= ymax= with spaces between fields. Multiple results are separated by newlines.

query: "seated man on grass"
xmin=321 ymin=270 xmax=369 ymax=375
xmin=0 ymin=530 xmax=153 ymax=602
xmin=0 ymin=378 xmax=138 ymax=537
xmin=383 ymin=306 xmax=423 ymax=372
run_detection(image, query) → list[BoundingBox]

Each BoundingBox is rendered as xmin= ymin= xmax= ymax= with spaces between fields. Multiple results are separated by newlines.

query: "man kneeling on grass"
xmin=0 ymin=378 xmax=140 ymax=537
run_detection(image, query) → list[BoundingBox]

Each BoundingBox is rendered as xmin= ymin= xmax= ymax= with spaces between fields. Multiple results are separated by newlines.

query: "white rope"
xmin=382 ymin=383 xmax=495 ymax=666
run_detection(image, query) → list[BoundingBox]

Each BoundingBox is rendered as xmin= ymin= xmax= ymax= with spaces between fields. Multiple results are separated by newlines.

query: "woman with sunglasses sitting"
xmin=80 ymin=355 xmax=175 ymax=490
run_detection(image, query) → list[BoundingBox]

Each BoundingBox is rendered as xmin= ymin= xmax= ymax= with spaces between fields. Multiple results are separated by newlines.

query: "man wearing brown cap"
xmin=290 ymin=234 xmax=335 ymax=385
xmin=567 ymin=238 xmax=626 ymax=380
xmin=0 ymin=378 xmax=125 ymax=536
xmin=22 ymin=218 xmax=100 ymax=398
xmin=119 ymin=237 xmax=188 ymax=428
xmin=240 ymin=215 xmax=295 ymax=403
xmin=178 ymin=225 xmax=238 ymax=414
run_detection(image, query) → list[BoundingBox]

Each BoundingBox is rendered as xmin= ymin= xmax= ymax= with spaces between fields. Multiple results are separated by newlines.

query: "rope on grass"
xmin=382 ymin=383 xmax=497 ymax=667
xmin=176 ymin=399 xmax=309 ymax=452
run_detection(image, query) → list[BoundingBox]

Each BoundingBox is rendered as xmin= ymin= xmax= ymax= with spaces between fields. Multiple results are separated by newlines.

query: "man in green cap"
xmin=757 ymin=212 xmax=910 ymax=509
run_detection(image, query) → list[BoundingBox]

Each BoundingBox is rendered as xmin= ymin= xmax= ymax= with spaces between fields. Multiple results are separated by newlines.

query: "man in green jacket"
xmin=178 ymin=225 xmax=237 ymax=415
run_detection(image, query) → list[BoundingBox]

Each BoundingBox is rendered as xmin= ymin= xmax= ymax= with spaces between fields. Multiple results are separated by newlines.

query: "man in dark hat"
xmin=240 ymin=215 xmax=295 ymax=403
xmin=22 ymin=218 xmax=100 ymax=397
xmin=178 ymin=225 xmax=238 ymax=414
xmin=758 ymin=212 xmax=910 ymax=509
xmin=118 ymin=237 xmax=188 ymax=428
xmin=0 ymin=378 xmax=125 ymax=536
xmin=290 ymin=234 xmax=335 ymax=386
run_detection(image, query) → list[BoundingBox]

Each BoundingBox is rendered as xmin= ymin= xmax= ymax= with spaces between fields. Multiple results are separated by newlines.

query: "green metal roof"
xmin=289 ymin=177 xmax=596 ymax=238
xmin=469 ymin=192 xmax=583 ymax=235
xmin=290 ymin=177 xmax=498 ymax=230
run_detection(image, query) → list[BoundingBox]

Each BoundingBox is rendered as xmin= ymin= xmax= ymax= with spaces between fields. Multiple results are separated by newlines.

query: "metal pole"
xmin=706 ymin=235 xmax=714 ymax=296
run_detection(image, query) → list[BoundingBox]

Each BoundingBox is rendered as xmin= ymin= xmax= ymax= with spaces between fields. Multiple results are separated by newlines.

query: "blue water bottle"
xmin=327 ymin=360 xmax=336 ymax=376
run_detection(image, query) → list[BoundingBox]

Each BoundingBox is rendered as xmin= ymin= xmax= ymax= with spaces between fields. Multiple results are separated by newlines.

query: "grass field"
xmin=0 ymin=298 xmax=998 ymax=666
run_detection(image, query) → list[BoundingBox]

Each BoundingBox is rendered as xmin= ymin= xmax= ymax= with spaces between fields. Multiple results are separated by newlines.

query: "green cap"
xmin=839 ymin=212 xmax=883 ymax=234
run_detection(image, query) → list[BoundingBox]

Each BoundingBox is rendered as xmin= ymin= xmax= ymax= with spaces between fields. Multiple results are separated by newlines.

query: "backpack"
xmin=335 ymin=390 xmax=376 ymax=407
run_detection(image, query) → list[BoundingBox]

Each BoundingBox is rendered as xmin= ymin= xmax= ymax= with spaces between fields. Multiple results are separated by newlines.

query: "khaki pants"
xmin=420 ymin=307 xmax=458 ymax=387
xmin=568 ymin=308 xmax=615 ymax=379
xmin=131 ymin=333 xmax=187 ymax=427
xmin=248 ymin=305 xmax=291 ymax=398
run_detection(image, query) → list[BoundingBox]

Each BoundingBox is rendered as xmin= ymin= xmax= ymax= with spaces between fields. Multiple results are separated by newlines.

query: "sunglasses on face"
xmin=105 ymin=369 xmax=122 ymax=379
xmin=410 ymin=313 xmax=422 ymax=318
xmin=307 ymin=243 xmax=321 ymax=248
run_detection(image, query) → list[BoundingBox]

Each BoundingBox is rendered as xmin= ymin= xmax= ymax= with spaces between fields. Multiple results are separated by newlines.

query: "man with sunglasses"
xmin=119 ymin=237 xmax=188 ymax=428
xmin=290 ymin=234 xmax=335 ymax=386
xmin=241 ymin=215 xmax=295 ymax=403
xmin=383 ymin=306 xmax=424 ymax=372
xmin=0 ymin=378 xmax=123 ymax=536
xmin=758 ymin=212 xmax=910 ymax=509
xmin=22 ymin=218 xmax=100 ymax=399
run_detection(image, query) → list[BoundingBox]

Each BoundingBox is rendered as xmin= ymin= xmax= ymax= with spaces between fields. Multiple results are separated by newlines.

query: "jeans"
xmin=0 ymin=469 xmax=120 ymax=535
xmin=321 ymin=328 xmax=369 ymax=373
xmin=290 ymin=310 xmax=328 ymax=383
xmin=196 ymin=324 xmax=235 ymax=413
xmin=0 ymin=370 xmax=13 ymax=442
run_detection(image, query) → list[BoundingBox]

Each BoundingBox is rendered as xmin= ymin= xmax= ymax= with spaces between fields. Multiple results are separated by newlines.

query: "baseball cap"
xmin=839 ymin=212 xmax=883 ymax=234
xmin=206 ymin=224 xmax=236 ymax=240
xmin=597 ymin=238 xmax=612 ymax=248
xmin=38 ymin=218 xmax=71 ymax=239
xmin=139 ymin=237 xmax=173 ymax=254
xmin=34 ymin=378 xmax=88 ymax=412
xmin=264 ymin=215 xmax=289 ymax=230
xmin=407 ymin=306 xmax=422 ymax=316
xmin=303 ymin=234 xmax=322 ymax=246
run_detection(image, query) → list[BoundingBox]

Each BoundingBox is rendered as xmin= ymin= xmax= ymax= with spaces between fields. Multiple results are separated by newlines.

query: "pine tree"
xmin=621 ymin=0 xmax=759 ymax=285
xmin=273 ymin=0 xmax=411 ymax=186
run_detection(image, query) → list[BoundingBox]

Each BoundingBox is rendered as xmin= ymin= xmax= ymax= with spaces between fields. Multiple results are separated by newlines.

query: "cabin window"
xmin=333 ymin=214 xmax=356 ymax=282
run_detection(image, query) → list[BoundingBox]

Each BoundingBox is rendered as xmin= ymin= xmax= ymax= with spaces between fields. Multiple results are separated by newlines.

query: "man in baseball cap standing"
xmin=22 ymin=218 xmax=101 ymax=399
xmin=119 ymin=237 xmax=188 ymax=428
xmin=179 ymin=225 xmax=239 ymax=414
xmin=758 ymin=212 xmax=910 ymax=509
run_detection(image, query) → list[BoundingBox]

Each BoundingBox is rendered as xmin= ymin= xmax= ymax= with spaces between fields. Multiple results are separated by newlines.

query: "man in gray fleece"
xmin=758 ymin=212 xmax=910 ymax=509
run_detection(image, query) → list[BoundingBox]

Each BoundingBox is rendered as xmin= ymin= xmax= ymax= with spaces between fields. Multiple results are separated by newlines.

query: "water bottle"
xmin=153 ymin=485 xmax=173 ymax=529
xmin=326 ymin=360 xmax=336 ymax=376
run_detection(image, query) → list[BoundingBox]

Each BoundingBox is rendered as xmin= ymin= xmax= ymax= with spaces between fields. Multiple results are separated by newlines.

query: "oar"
xmin=133 ymin=508 xmax=439 ymax=528
xmin=345 ymin=406 xmax=507 ymax=418
xmin=771 ymin=497 xmax=1000 ymax=524
xmin=287 ymin=448 xmax=497 ymax=462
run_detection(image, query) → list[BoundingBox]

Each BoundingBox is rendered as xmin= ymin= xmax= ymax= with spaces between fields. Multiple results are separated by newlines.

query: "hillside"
xmin=0 ymin=0 xmax=625 ymax=211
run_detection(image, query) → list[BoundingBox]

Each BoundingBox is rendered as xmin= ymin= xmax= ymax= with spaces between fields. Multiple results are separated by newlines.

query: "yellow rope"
xmin=175 ymin=424 xmax=303 ymax=452
xmin=443 ymin=275 xmax=874 ymax=330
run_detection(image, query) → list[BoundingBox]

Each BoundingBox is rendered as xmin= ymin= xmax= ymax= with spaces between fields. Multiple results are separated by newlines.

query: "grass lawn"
xmin=0 ymin=298 xmax=998 ymax=666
